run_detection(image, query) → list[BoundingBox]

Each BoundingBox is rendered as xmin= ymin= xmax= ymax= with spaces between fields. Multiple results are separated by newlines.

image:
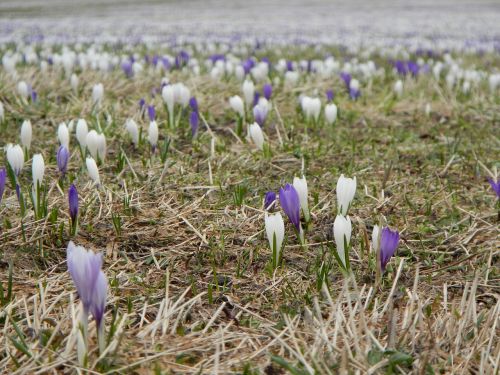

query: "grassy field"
xmin=0 ymin=45 xmax=499 ymax=374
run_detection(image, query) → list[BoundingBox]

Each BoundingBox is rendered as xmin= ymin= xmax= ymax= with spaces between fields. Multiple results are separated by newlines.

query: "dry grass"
xmin=0 ymin=49 xmax=499 ymax=374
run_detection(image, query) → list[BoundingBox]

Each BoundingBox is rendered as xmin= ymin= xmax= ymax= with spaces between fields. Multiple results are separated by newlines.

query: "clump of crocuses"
xmin=67 ymin=241 xmax=108 ymax=366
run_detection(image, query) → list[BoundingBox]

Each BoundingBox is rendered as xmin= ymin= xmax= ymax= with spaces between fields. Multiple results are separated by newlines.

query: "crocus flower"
xmin=86 ymin=130 xmax=106 ymax=161
xmin=379 ymin=227 xmax=400 ymax=273
xmin=32 ymin=154 xmax=45 ymax=187
xmin=31 ymin=90 xmax=38 ymax=103
xmin=393 ymin=80 xmax=403 ymax=98
xmin=76 ymin=119 xmax=88 ymax=148
xmin=92 ymin=83 xmax=104 ymax=107
xmin=0 ymin=168 xmax=6 ymax=204
xmin=17 ymin=81 xmax=29 ymax=99
xmin=57 ymin=145 xmax=70 ymax=175
xmin=263 ymin=83 xmax=272 ymax=100
xmin=253 ymin=92 xmax=260 ymax=106
xmin=333 ymin=214 xmax=352 ymax=269
xmin=189 ymin=96 xmax=198 ymax=113
xmin=121 ymin=60 xmax=133 ymax=77
xmin=242 ymin=79 xmax=255 ymax=106
xmin=58 ymin=122 xmax=70 ymax=148
xmin=253 ymin=102 xmax=268 ymax=126
xmin=190 ymin=111 xmax=199 ymax=137
xmin=86 ymin=157 xmax=100 ymax=185
xmin=264 ymin=191 xmax=276 ymax=210
xmin=293 ymin=176 xmax=310 ymax=222
xmin=371 ymin=224 xmax=381 ymax=253
xmin=265 ymin=212 xmax=285 ymax=267
xmin=326 ymin=89 xmax=334 ymax=102
xmin=340 ymin=72 xmax=351 ymax=90
xmin=248 ymin=123 xmax=264 ymax=150
xmin=139 ymin=98 xmax=145 ymax=110
xmin=69 ymin=184 xmax=78 ymax=226
xmin=229 ymin=95 xmax=244 ymax=117
xmin=349 ymin=79 xmax=361 ymax=100
xmin=70 ymin=73 xmax=79 ymax=93
xmin=6 ymin=144 xmax=24 ymax=175
xmin=488 ymin=177 xmax=500 ymax=198
xmin=336 ymin=174 xmax=356 ymax=216
xmin=125 ymin=118 xmax=139 ymax=146
xmin=148 ymin=105 xmax=156 ymax=122
xmin=325 ymin=103 xmax=337 ymax=125
xmin=148 ymin=120 xmax=159 ymax=150
xmin=0 ymin=101 xmax=4 ymax=122
xmin=20 ymin=120 xmax=32 ymax=150
xmin=162 ymin=85 xmax=174 ymax=114
xmin=279 ymin=184 xmax=301 ymax=231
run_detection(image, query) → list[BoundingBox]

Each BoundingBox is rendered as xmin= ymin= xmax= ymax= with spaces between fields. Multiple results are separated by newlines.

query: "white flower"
xmin=148 ymin=120 xmax=159 ymax=149
xmin=265 ymin=212 xmax=285 ymax=266
xmin=162 ymin=85 xmax=175 ymax=113
xmin=70 ymin=73 xmax=79 ymax=93
xmin=242 ymin=79 xmax=255 ymax=106
xmin=284 ymin=71 xmax=299 ymax=86
xmin=86 ymin=157 xmax=100 ymax=185
xmin=58 ymin=122 xmax=70 ymax=148
xmin=349 ymin=79 xmax=360 ymax=92
xmin=76 ymin=119 xmax=88 ymax=148
xmin=393 ymin=80 xmax=403 ymax=98
xmin=248 ymin=122 xmax=264 ymax=150
xmin=17 ymin=81 xmax=29 ymax=98
xmin=336 ymin=174 xmax=356 ymax=216
xmin=92 ymin=83 xmax=104 ymax=106
xmin=32 ymin=153 xmax=45 ymax=187
xmin=371 ymin=224 xmax=381 ymax=253
xmin=6 ymin=144 xmax=24 ymax=175
xmin=424 ymin=103 xmax=431 ymax=117
xmin=301 ymin=96 xmax=321 ymax=121
xmin=324 ymin=103 xmax=337 ymax=125
xmin=0 ymin=101 xmax=4 ymax=121
xmin=86 ymin=130 xmax=106 ymax=161
xmin=20 ymin=120 xmax=32 ymax=150
xmin=229 ymin=95 xmax=244 ymax=117
xmin=293 ymin=176 xmax=310 ymax=221
xmin=235 ymin=65 xmax=245 ymax=81
xmin=125 ymin=118 xmax=139 ymax=146
xmin=333 ymin=214 xmax=352 ymax=267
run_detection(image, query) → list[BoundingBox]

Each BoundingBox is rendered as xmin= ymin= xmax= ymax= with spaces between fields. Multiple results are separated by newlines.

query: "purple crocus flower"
xmin=279 ymin=184 xmax=301 ymax=231
xmin=340 ymin=72 xmax=351 ymax=90
xmin=189 ymin=96 xmax=198 ymax=113
xmin=263 ymin=84 xmax=272 ymax=100
xmin=407 ymin=61 xmax=419 ymax=77
xmin=264 ymin=191 xmax=276 ymax=210
xmin=286 ymin=60 xmax=294 ymax=71
xmin=148 ymin=105 xmax=155 ymax=122
xmin=0 ymin=168 xmax=6 ymax=204
xmin=253 ymin=92 xmax=260 ymax=106
xmin=31 ymin=90 xmax=37 ymax=103
xmin=379 ymin=227 xmax=400 ymax=273
xmin=487 ymin=177 xmax=500 ymax=198
xmin=57 ymin=145 xmax=69 ymax=175
xmin=253 ymin=103 xmax=268 ymax=126
xmin=326 ymin=89 xmax=334 ymax=102
xmin=349 ymin=88 xmax=361 ymax=100
xmin=90 ymin=272 xmax=107 ymax=328
xmin=190 ymin=111 xmax=199 ymax=137
xmin=121 ymin=60 xmax=133 ymax=77
xmin=68 ymin=184 xmax=78 ymax=224
xmin=139 ymin=98 xmax=145 ymax=110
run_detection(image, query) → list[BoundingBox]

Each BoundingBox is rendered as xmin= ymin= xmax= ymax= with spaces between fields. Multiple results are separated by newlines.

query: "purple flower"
xmin=407 ymin=61 xmax=419 ymax=77
xmin=380 ymin=227 xmax=400 ymax=273
xmin=31 ymin=90 xmax=38 ymax=103
xmin=263 ymin=84 xmax=272 ymax=100
xmin=279 ymin=184 xmax=301 ymax=231
xmin=326 ymin=89 xmax=334 ymax=102
xmin=189 ymin=96 xmax=198 ymax=113
xmin=90 ymin=272 xmax=108 ymax=328
xmin=286 ymin=60 xmax=294 ymax=71
xmin=349 ymin=88 xmax=361 ymax=100
xmin=148 ymin=105 xmax=155 ymax=122
xmin=253 ymin=92 xmax=260 ymax=106
xmin=487 ymin=177 xmax=500 ymax=198
xmin=264 ymin=191 xmax=276 ymax=210
xmin=340 ymin=72 xmax=351 ymax=90
xmin=68 ymin=184 xmax=78 ymax=224
xmin=57 ymin=145 xmax=69 ymax=175
xmin=190 ymin=111 xmax=199 ymax=137
xmin=121 ymin=60 xmax=133 ymax=77
xmin=0 ymin=168 xmax=6 ymax=204
xmin=243 ymin=58 xmax=255 ymax=75
xmin=253 ymin=103 xmax=268 ymax=126
xmin=139 ymin=98 xmax=145 ymax=110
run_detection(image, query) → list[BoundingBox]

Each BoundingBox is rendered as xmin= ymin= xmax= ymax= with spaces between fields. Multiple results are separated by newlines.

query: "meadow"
xmin=0 ymin=40 xmax=499 ymax=374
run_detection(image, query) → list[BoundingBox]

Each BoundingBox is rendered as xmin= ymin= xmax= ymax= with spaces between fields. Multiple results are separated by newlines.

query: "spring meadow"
xmin=0 ymin=1 xmax=499 ymax=373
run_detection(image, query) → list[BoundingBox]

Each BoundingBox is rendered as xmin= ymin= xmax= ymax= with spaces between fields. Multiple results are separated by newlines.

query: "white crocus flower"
xmin=265 ymin=212 xmax=285 ymax=267
xmin=336 ymin=174 xmax=356 ymax=216
xmin=393 ymin=79 xmax=403 ymax=98
xmin=76 ymin=119 xmax=88 ymax=148
xmin=242 ymin=79 xmax=255 ymax=107
xmin=17 ymin=81 xmax=29 ymax=99
xmin=324 ymin=103 xmax=337 ymax=125
xmin=293 ymin=176 xmax=310 ymax=222
xmin=333 ymin=214 xmax=352 ymax=268
xmin=58 ymin=122 xmax=70 ymax=148
xmin=6 ymin=144 xmax=24 ymax=175
xmin=125 ymin=118 xmax=139 ymax=146
xmin=248 ymin=122 xmax=264 ymax=150
xmin=20 ymin=120 xmax=32 ymax=150
xmin=86 ymin=157 xmax=100 ymax=185
xmin=92 ymin=83 xmax=104 ymax=107
xmin=372 ymin=224 xmax=381 ymax=253
xmin=148 ymin=120 xmax=159 ymax=150
xmin=229 ymin=95 xmax=245 ymax=117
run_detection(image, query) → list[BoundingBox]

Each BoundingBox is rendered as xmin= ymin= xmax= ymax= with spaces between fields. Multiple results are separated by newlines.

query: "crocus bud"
xmin=148 ymin=120 xmax=159 ymax=150
xmin=336 ymin=174 xmax=356 ymax=216
xmin=86 ymin=157 xmax=100 ymax=185
xmin=162 ymin=85 xmax=175 ymax=113
xmin=264 ymin=191 xmax=276 ymax=210
xmin=326 ymin=89 xmax=334 ymax=102
xmin=17 ymin=81 xmax=29 ymax=98
xmin=147 ymin=105 xmax=156 ymax=122
xmin=68 ymin=184 xmax=78 ymax=224
xmin=92 ymin=83 xmax=104 ymax=106
xmin=32 ymin=153 xmax=45 ymax=187
xmin=393 ymin=80 xmax=403 ymax=98
xmin=0 ymin=101 xmax=4 ymax=122
xmin=229 ymin=95 xmax=244 ymax=117
xmin=279 ymin=183 xmax=301 ymax=232
xmin=253 ymin=102 xmax=268 ymax=126
xmin=20 ymin=120 xmax=32 ymax=150
xmin=379 ymin=227 xmax=400 ymax=273
xmin=7 ymin=144 xmax=24 ymax=175
xmin=190 ymin=111 xmax=199 ymax=137
xmin=70 ymin=73 xmax=79 ymax=93
xmin=488 ymin=177 xmax=500 ymax=199
xmin=57 ymin=145 xmax=70 ymax=175
xmin=371 ymin=224 xmax=380 ymax=253
xmin=86 ymin=130 xmax=106 ymax=161
xmin=265 ymin=212 xmax=285 ymax=267
xmin=242 ymin=79 xmax=255 ymax=106
xmin=349 ymin=79 xmax=361 ymax=100
xmin=293 ymin=176 xmax=310 ymax=222
xmin=125 ymin=118 xmax=139 ymax=146
xmin=189 ymin=96 xmax=199 ymax=113
xmin=76 ymin=119 xmax=88 ymax=148
xmin=31 ymin=90 xmax=37 ymax=103
xmin=324 ymin=103 xmax=337 ymax=125
xmin=333 ymin=214 xmax=352 ymax=268
xmin=0 ymin=168 xmax=6 ymax=204
xmin=263 ymin=83 xmax=272 ymax=100
xmin=248 ymin=122 xmax=264 ymax=150
xmin=58 ymin=122 xmax=70 ymax=148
